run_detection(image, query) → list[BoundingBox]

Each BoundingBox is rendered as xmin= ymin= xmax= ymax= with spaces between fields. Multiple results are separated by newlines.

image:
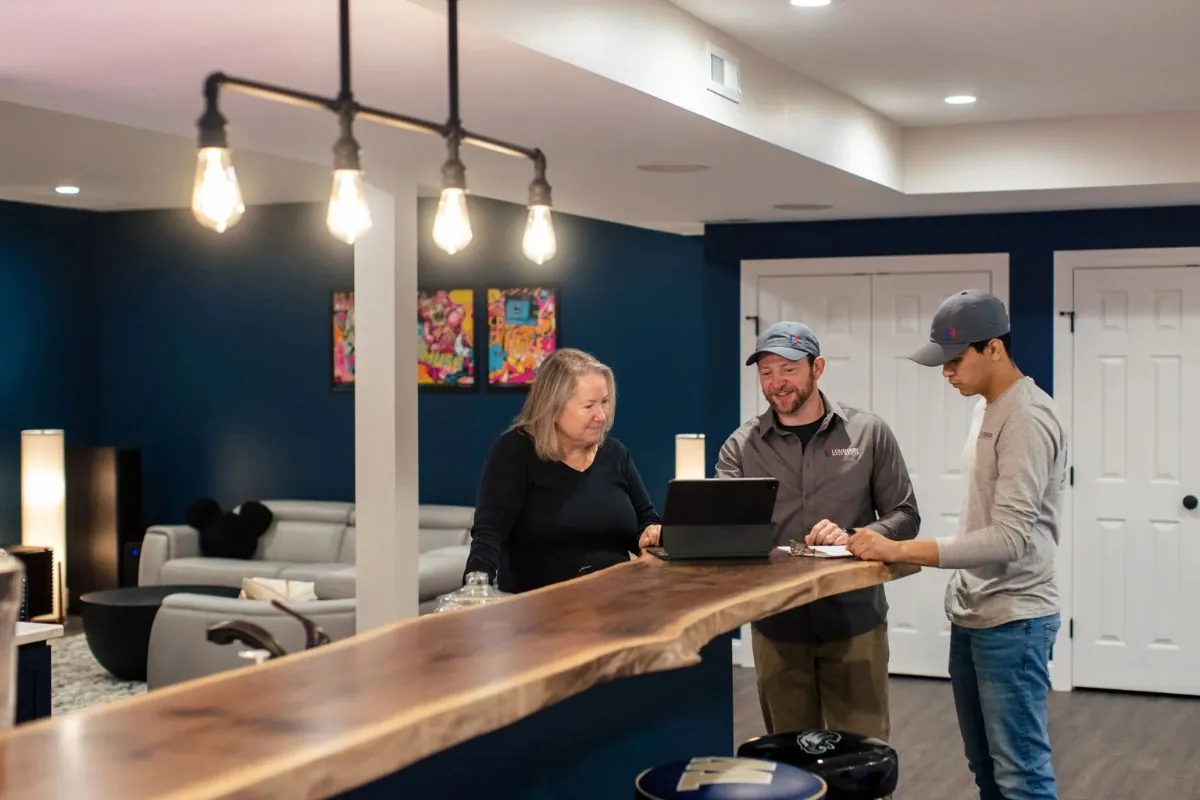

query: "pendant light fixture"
xmin=190 ymin=0 xmax=557 ymax=262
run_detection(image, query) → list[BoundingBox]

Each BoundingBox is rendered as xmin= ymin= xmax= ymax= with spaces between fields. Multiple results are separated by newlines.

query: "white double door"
xmin=752 ymin=270 xmax=992 ymax=678
xmin=1072 ymin=265 xmax=1200 ymax=695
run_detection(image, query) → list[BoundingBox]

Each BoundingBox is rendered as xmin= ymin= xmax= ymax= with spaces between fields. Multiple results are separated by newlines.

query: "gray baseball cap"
xmin=910 ymin=290 xmax=1010 ymax=367
xmin=746 ymin=321 xmax=821 ymax=366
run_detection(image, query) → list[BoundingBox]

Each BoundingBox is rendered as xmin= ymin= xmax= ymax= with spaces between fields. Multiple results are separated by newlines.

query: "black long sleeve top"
xmin=463 ymin=429 xmax=662 ymax=593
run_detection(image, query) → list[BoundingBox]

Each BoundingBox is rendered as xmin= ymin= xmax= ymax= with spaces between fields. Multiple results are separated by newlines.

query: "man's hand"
xmin=638 ymin=524 xmax=662 ymax=549
xmin=805 ymin=519 xmax=850 ymax=546
xmin=846 ymin=529 xmax=902 ymax=562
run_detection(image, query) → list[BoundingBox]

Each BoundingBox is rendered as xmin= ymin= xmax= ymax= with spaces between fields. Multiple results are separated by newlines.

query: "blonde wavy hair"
xmin=509 ymin=348 xmax=617 ymax=462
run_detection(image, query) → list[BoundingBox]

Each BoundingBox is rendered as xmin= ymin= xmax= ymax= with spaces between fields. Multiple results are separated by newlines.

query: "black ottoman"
xmin=80 ymin=584 xmax=241 ymax=681
xmin=635 ymin=756 xmax=827 ymax=799
xmin=737 ymin=730 xmax=899 ymax=800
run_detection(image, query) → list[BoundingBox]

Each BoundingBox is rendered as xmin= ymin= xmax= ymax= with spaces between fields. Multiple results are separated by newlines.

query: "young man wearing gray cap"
xmin=848 ymin=290 xmax=1066 ymax=800
xmin=716 ymin=321 xmax=920 ymax=743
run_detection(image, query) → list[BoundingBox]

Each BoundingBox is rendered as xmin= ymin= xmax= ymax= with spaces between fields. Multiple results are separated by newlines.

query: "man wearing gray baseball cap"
xmin=716 ymin=320 xmax=920 ymax=743
xmin=848 ymin=290 xmax=1067 ymax=800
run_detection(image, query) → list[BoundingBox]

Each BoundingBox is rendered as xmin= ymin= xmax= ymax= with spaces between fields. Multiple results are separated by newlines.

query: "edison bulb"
xmin=522 ymin=204 xmax=556 ymax=265
xmin=326 ymin=169 xmax=373 ymax=245
xmin=192 ymin=147 xmax=245 ymax=233
xmin=433 ymin=187 xmax=473 ymax=255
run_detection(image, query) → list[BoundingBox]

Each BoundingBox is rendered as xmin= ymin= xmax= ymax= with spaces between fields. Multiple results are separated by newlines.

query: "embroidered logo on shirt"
xmin=978 ymin=431 xmax=994 ymax=439
xmin=825 ymin=446 xmax=861 ymax=458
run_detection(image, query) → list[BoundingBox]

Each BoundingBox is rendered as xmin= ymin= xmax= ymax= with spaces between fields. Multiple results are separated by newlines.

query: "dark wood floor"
xmin=733 ymin=667 xmax=1200 ymax=799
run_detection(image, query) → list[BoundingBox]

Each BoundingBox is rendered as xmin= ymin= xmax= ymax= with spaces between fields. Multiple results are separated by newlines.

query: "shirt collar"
xmin=756 ymin=390 xmax=846 ymax=439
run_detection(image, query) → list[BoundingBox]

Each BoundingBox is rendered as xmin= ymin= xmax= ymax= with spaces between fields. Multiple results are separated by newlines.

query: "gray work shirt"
xmin=716 ymin=392 xmax=920 ymax=643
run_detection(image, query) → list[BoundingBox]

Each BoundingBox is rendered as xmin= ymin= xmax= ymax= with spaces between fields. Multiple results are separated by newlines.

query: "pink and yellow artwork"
xmin=487 ymin=287 xmax=558 ymax=386
xmin=332 ymin=291 xmax=355 ymax=389
xmin=418 ymin=289 xmax=475 ymax=386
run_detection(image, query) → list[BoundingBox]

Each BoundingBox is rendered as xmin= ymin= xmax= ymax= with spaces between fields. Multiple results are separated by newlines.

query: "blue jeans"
xmin=948 ymin=614 xmax=1060 ymax=800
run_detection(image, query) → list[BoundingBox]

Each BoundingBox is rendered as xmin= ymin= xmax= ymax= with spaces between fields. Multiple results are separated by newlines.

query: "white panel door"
xmin=871 ymin=272 xmax=992 ymax=678
xmin=757 ymin=275 xmax=872 ymax=413
xmin=1073 ymin=266 xmax=1200 ymax=695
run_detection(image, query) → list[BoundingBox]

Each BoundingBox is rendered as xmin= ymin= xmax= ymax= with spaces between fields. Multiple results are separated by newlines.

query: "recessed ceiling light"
xmin=54 ymin=185 xmax=80 ymax=195
xmin=944 ymin=95 xmax=977 ymax=105
xmin=773 ymin=203 xmax=833 ymax=211
xmin=790 ymin=0 xmax=833 ymax=6
xmin=636 ymin=162 xmax=710 ymax=174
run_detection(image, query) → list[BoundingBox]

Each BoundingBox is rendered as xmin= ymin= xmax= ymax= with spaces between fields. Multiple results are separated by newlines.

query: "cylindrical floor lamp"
xmin=21 ymin=429 xmax=66 ymax=621
xmin=675 ymin=433 xmax=706 ymax=479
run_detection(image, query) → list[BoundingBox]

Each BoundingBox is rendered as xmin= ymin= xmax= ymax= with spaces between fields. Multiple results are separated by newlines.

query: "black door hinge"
xmin=745 ymin=315 xmax=760 ymax=335
xmin=1069 ymin=466 xmax=1074 ymax=486
xmin=1058 ymin=310 xmax=1075 ymax=333
xmin=1069 ymin=618 xmax=1074 ymax=639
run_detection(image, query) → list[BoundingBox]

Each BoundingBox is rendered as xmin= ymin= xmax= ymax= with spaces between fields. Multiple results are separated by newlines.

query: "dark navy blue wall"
xmin=0 ymin=201 xmax=100 ymax=544
xmin=418 ymin=195 xmax=707 ymax=511
xmin=702 ymin=204 xmax=1200 ymax=457
xmin=4 ymin=196 xmax=706 ymax=532
xmin=93 ymin=203 xmax=355 ymax=526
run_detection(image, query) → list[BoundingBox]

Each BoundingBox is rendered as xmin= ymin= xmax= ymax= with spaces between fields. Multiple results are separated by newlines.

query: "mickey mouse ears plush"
xmin=186 ymin=497 xmax=274 ymax=560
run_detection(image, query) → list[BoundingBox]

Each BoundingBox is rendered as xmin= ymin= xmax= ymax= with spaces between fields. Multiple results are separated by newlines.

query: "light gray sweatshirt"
xmin=936 ymin=377 xmax=1068 ymax=629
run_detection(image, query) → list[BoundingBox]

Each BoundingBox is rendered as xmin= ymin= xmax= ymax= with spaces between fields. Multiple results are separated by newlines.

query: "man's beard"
xmin=765 ymin=382 xmax=814 ymax=416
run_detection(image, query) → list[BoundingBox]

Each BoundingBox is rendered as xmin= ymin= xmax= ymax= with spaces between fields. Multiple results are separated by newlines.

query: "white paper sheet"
xmin=776 ymin=544 xmax=855 ymax=558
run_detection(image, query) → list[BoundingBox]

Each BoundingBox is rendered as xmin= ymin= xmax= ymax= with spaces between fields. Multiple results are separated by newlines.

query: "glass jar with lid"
xmin=433 ymin=571 xmax=511 ymax=613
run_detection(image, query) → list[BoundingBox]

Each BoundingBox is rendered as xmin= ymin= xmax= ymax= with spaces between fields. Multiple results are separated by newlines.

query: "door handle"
xmin=1184 ymin=495 xmax=1198 ymax=511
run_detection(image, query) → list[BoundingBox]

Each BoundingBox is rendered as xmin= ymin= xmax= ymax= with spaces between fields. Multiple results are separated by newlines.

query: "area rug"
xmin=48 ymin=632 xmax=146 ymax=715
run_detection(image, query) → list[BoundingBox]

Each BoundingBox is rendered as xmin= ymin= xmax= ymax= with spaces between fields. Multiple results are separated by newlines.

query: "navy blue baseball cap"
xmin=746 ymin=321 xmax=821 ymax=366
xmin=910 ymin=290 xmax=1010 ymax=367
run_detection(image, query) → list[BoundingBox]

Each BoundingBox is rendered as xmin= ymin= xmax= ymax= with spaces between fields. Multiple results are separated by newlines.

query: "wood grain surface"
xmin=0 ymin=551 xmax=917 ymax=800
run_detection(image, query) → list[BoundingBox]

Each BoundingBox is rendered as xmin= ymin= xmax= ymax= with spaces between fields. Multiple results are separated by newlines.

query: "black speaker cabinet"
xmin=65 ymin=447 xmax=143 ymax=613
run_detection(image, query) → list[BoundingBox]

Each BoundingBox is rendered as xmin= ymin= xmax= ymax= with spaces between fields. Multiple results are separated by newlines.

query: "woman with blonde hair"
xmin=462 ymin=348 xmax=662 ymax=593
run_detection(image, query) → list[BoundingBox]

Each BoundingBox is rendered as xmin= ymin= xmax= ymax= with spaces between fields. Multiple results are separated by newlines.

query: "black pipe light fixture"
xmin=190 ymin=0 xmax=558 ymax=264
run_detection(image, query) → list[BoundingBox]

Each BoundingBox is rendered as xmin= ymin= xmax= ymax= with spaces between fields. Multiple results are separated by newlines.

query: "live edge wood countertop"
xmin=0 ymin=551 xmax=917 ymax=800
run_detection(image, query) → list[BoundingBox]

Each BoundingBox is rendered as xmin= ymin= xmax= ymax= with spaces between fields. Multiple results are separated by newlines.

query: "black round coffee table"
xmin=79 ymin=585 xmax=241 ymax=681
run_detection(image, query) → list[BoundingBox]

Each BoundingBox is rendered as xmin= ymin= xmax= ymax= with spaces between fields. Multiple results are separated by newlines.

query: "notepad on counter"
xmin=777 ymin=544 xmax=855 ymax=558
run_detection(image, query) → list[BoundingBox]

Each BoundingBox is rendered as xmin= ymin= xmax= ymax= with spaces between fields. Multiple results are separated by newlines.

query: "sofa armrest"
xmin=147 ymin=594 xmax=357 ymax=690
xmin=138 ymin=525 xmax=201 ymax=586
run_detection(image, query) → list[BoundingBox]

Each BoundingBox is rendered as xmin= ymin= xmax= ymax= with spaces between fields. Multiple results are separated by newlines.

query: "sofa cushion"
xmin=314 ymin=567 xmax=357 ymax=600
xmin=419 ymin=526 xmax=470 ymax=554
xmin=256 ymin=520 xmax=348 ymax=563
xmin=159 ymin=558 xmax=294 ymax=588
xmin=418 ymin=505 xmax=475 ymax=554
xmin=277 ymin=563 xmax=356 ymax=582
xmin=339 ymin=526 xmax=356 ymax=562
xmin=420 ymin=505 xmax=475 ymax=529
xmin=418 ymin=545 xmax=472 ymax=602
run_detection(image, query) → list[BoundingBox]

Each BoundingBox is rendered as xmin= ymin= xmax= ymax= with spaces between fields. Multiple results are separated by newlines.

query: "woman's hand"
xmin=638 ymin=524 xmax=662 ymax=549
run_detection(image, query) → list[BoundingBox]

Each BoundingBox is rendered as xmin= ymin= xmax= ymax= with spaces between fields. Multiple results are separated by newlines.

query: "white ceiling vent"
xmin=705 ymin=42 xmax=741 ymax=103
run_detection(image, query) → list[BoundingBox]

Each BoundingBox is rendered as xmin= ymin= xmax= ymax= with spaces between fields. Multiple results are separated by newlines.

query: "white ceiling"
xmin=2 ymin=0 xmax=1199 ymax=236
xmin=671 ymin=0 xmax=1200 ymax=127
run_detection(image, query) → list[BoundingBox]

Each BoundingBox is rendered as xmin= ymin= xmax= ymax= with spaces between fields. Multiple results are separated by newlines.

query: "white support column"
xmin=354 ymin=182 xmax=419 ymax=630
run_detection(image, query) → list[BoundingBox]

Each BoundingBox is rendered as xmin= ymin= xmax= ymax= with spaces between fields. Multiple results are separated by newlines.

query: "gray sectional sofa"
xmin=138 ymin=500 xmax=475 ymax=606
xmin=139 ymin=500 xmax=475 ymax=688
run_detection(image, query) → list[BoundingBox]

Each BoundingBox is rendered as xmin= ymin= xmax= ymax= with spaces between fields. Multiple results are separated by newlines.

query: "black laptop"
xmin=653 ymin=477 xmax=780 ymax=560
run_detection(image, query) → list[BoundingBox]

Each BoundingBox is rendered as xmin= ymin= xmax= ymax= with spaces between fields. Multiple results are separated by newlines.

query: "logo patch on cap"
xmin=945 ymin=326 xmax=957 ymax=342
xmin=787 ymin=334 xmax=806 ymax=348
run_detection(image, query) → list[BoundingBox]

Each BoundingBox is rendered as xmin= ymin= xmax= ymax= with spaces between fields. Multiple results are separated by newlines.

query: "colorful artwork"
xmin=487 ymin=287 xmax=558 ymax=386
xmin=332 ymin=291 xmax=355 ymax=389
xmin=418 ymin=289 xmax=476 ymax=386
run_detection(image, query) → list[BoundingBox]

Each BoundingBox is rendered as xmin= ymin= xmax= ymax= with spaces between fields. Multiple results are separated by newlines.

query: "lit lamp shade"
xmin=675 ymin=433 xmax=706 ymax=479
xmin=21 ymin=429 xmax=66 ymax=618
